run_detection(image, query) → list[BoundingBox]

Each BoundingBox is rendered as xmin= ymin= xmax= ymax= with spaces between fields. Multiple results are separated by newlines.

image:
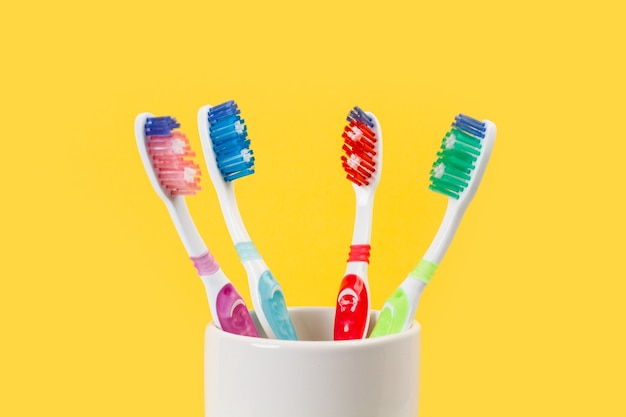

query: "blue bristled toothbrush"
xmin=197 ymin=101 xmax=297 ymax=340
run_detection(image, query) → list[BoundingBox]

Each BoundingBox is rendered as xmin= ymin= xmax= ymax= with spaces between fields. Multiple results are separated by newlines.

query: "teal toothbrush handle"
xmin=236 ymin=241 xmax=297 ymax=340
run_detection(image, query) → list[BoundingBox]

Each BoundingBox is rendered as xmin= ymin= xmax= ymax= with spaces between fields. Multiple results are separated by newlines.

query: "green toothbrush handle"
xmin=370 ymin=259 xmax=437 ymax=338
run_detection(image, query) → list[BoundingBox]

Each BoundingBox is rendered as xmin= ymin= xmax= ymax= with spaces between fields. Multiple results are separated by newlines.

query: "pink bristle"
xmin=147 ymin=131 xmax=201 ymax=196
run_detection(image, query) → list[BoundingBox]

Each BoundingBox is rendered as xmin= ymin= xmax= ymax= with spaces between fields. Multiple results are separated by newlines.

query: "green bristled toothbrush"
xmin=370 ymin=114 xmax=496 ymax=338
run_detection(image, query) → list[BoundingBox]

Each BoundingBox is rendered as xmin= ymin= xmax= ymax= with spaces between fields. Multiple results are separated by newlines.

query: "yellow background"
xmin=1 ymin=0 xmax=625 ymax=416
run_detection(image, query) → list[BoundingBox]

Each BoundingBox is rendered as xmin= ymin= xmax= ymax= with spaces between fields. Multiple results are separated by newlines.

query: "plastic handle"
xmin=369 ymin=286 xmax=410 ymax=338
xmin=192 ymin=252 xmax=258 ymax=338
xmin=258 ymin=271 xmax=297 ymax=340
xmin=215 ymin=283 xmax=259 ymax=337
xmin=369 ymin=262 xmax=431 ymax=338
xmin=334 ymin=273 xmax=369 ymax=340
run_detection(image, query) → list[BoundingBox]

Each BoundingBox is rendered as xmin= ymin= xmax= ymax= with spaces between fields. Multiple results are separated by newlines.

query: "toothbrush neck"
xmin=169 ymin=197 xmax=208 ymax=257
xmin=218 ymin=185 xmax=251 ymax=244
xmin=423 ymin=199 xmax=467 ymax=264
xmin=351 ymin=195 xmax=374 ymax=245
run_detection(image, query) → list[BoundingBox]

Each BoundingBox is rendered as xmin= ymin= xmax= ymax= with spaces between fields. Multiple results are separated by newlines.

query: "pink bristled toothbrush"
xmin=134 ymin=113 xmax=258 ymax=337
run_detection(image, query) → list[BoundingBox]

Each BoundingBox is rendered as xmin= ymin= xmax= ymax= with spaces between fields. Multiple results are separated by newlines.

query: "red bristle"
xmin=348 ymin=175 xmax=368 ymax=186
xmin=342 ymin=134 xmax=376 ymax=154
xmin=341 ymin=156 xmax=374 ymax=174
xmin=341 ymin=119 xmax=377 ymax=186
xmin=345 ymin=121 xmax=376 ymax=149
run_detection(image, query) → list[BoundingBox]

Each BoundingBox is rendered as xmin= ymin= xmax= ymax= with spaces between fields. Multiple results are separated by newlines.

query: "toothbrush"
xmin=134 ymin=113 xmax=258 ymax=337
xmin=333 ymin=106 xmax=383 ymax=340
xmin=197 ymin=101 xmax=297 ymax=340
xmin=369 ymin=114 xmax=496 ymax=338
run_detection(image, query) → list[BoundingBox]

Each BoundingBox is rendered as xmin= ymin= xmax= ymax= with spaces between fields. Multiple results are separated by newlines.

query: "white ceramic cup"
xmin=205 ymin=306 xmax=420 ymax=417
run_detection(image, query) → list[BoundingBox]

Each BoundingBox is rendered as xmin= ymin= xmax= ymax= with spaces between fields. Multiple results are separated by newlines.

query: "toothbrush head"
xmin=429 ymin=114 xmax=496 ymax=203
xmin=136 ymin=114 xmax=201 ymax=199
xmin=341 ymin=106 xmax=382 ymax=188
xmin=206 ymin=100 xmax=255 ymax=182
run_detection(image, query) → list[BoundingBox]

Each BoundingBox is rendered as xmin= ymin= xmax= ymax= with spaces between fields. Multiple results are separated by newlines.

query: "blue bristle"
xmin=207 ymin=100 xmax=255 ymax=182
xmin=145 ymin=116 xmax=180 ymax=136
xmin=452 ymin=114 xmax=486 ymax=138
xmin=347 ymin=106 xmax=374 ymax=128
xmin=208 ymin=100 xmax=240 ymax=123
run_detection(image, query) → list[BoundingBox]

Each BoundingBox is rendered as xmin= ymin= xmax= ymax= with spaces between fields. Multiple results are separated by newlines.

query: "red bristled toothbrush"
xmin=333 ymin=106 xmax=383 ymax=340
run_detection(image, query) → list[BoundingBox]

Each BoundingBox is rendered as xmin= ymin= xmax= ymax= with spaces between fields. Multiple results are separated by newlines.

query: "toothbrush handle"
xmin=213 ymin=280 xmax=259 ymax=337
xmin=369 ymin=259 xmax=435 ymax=338
xmin=191 ymin=252 xmax=258 ymax=337
xmin=255 ymin=269 xmax=297 ymax=340
xmin=333 ymin=244 xmax=371 ymax=340
xmin=236 ymin=242 xmax=297 ymax=340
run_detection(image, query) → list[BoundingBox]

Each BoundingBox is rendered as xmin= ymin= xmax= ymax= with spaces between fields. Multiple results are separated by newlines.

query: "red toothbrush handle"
xmin=334 ymin=273 xmax=369 ymax=340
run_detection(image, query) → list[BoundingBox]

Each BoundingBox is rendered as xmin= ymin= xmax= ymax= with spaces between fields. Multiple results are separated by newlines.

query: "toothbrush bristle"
xmin=145 ymin=116 xmax=201 ymax=196
xmin=341 ymin=106 xmax=377 ymax=186
xmin=207 ymin=100 xmax=255 ymax=182
xmin=429 ymin=114 xmax=485 ymax=199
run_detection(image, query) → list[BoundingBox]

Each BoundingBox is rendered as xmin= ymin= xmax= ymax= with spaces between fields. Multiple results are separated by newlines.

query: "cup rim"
xmin=206 ymin=306 xmax=420 ymax=348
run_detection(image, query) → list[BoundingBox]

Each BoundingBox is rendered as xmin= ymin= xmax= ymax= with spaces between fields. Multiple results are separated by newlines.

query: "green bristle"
xmin=448 ymin=129 xmax=482 ymax=154
xmin=429 ymin=128 xmax=483 ymax=199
